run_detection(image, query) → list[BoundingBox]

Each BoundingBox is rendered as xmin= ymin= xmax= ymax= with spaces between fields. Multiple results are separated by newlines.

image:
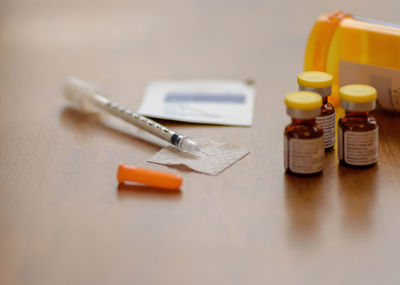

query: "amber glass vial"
xmin=338 ymin=84 xmax=378 ymax=168
xmin=284 ymin=91 xmax=324 ymax=176
xmin=298 ymin=71 xmax=335 ymax=152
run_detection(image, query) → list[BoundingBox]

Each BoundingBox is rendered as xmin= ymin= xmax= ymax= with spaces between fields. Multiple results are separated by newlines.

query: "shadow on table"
xmin=284 ymin=150 xmax=339 ymax=245
xmin=337 ymin=164 xmax=378 ymax=234
xmin=284 ymin=171 xmax=327 ymax=245
xmin=117 ymin=182 xmax=182 ymax=201
xmin=284 ymin=149 xmax=379 ymax=245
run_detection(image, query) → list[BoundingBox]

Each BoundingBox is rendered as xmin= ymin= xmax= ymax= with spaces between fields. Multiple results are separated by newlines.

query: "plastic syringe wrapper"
xmin=147 ymin=138 xmax=249 ymax=175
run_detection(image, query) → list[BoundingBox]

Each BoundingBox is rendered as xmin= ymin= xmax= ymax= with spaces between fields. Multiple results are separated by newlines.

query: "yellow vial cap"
xmin=297 ymin=71 xmax=333 ymax=88
xmin=284 ymin=91 xmax=322 ymax=110
xmin=339 ymin=84 xmax=377 ymax=103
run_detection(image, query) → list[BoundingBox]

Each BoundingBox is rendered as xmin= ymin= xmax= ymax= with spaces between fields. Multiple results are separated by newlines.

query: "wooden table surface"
xmin=1 ymin=1 xmax=400 ymax=284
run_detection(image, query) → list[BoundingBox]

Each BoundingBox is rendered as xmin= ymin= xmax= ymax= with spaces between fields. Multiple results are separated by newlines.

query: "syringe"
xmin=63 ymin=77 xmax=200 ymax=153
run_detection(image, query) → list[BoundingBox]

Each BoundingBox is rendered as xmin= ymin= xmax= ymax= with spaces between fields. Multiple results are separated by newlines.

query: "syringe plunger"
xmin=63 ymin=76 xmax=102 ymax=113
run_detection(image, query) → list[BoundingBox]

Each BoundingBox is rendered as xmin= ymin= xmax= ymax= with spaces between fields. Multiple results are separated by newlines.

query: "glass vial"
xmin=338 ymin=84 xmax=378 ymax=168
xmin=284 ymin=91 xmax=324 ymax=176
xmin=298 ymin=71 xmax=335 ymax=152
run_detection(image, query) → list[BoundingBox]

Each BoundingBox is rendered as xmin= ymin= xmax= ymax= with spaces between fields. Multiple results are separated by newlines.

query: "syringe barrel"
xmin=64 ymin=77 xmax=199 ymax=153
xmin=91 ymin=95 xmax=175 ymax=142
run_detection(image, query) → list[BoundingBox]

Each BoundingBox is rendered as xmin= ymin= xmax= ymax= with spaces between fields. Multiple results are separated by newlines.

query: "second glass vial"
xmin=298 ymin=71 xmax=335 ymax=152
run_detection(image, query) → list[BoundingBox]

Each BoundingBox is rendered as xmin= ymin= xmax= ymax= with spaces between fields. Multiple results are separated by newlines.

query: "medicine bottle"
xmin=338 ymin=84 xmax=378 ymax=168
xmin=284 ymin=91 xmax=324 ymax=176
xmin=298 ymin=71 xmax=335 ymax=152
xmin=304 ymin=11 xmax=400 ymax=111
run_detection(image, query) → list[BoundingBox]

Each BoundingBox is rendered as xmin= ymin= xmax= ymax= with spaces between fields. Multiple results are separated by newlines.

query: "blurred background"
xmin=1 ymin=1 xmax=400 ymax=284
xmin=1 ymin=0 xmax=399 ymax=107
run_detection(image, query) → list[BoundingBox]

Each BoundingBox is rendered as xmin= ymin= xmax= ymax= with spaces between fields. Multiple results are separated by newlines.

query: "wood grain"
xmin=1 ymin=1 xmax=400 ymax=284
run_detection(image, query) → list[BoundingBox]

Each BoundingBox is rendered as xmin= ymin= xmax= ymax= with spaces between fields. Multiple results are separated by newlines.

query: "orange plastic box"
xmin=304 ymin=11 xmax=400 ymax=111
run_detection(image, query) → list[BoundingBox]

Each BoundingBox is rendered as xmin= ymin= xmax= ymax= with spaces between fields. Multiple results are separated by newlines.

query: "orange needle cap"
xmin=117 ymin=163 xmax=183 ymax=190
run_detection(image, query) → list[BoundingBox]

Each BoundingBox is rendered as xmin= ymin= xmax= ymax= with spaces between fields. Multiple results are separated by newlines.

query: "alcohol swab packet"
xmin=147 ymin=138 xmax=249 ymax=175
xmin=138 ymin=80 xmax=255 ymax=126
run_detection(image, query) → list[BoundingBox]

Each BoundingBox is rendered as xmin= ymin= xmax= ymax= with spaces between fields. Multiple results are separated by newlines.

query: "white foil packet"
xmin=138 ymin=80 xmax=255 ymax=126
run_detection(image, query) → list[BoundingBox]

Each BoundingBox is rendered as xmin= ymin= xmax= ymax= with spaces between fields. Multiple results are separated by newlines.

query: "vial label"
xmin=287 ymin=137 xmax=324 ymax=174
xmin=343 ymin=129 xmax=379 ymax=166
xmin=338 ymin=126 xmax=343 ymax=160
xmin=316 ymin=112 xmax=335 ymax=148
xmin=339 ymin=60 xmax=400 ymax=112
xmin=284 ymin=136 xmax=288 ymax=169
